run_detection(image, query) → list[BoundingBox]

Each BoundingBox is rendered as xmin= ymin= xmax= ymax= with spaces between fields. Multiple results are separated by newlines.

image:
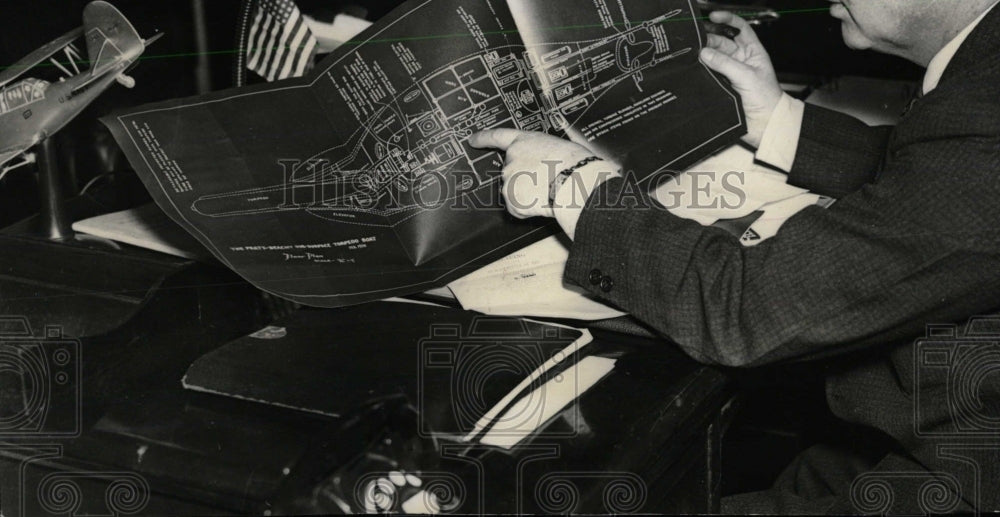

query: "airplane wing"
xmin=72 ymin=1 xmax=145 ymax=94
xmin=0 ymin=149 xmax=36 ymax=180
xmin=0 ymin=150 xmax=22 ymax=169
xmin=0 ymin=27 xmax=84 ymax=89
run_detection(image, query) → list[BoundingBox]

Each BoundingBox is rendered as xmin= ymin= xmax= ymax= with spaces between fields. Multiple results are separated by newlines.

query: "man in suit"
xmin=471 ymin=0 xmax=1000 ymax=513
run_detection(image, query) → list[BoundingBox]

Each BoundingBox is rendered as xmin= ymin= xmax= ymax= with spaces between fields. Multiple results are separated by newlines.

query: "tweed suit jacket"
xmin=565 ymin=6 xmax=1000 ymax=513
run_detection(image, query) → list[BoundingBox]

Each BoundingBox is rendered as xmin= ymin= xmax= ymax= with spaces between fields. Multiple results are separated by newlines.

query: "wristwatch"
xmin=548 ymin=156 xmax=603 ymax=205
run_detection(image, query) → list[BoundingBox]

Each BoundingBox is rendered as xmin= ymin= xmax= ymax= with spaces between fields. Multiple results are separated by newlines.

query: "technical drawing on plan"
xmin=191 ymin=9 xmax=692 ymax=227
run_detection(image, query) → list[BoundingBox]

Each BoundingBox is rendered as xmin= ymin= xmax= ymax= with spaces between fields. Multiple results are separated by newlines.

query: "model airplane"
xmin=0 ymin=1 xmax=161 ymax=178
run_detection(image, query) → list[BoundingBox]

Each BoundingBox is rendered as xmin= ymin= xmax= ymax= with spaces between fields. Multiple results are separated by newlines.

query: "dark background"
xmin=0 ymin=0 xmax=919 ymax=224
xmin=0 ymin=0 xmax=922 ymax=238
xmin=0 ymin=0 xmax=414 ymax=224
xmin=0 ymin=0 xmax=925 ymax=497
xmin=0 ymin=0 xmax=922 ymax=113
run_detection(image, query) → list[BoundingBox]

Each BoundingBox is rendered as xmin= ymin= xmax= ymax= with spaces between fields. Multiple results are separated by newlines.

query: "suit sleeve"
xmin=785 ymin=103 xmax=894 ymax=198
xmin=564 ymin=124 xmax=1000 ymax=367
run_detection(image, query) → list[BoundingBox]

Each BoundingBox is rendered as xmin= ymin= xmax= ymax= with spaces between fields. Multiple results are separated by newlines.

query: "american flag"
xmin=246 ymin=0 xmax=317 ymax=81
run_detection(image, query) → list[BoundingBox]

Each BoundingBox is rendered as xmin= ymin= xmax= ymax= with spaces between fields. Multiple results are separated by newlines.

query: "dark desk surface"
xmin=0 ymin=296 xmax=733 ymax=516
xmin=0 ymin=183 xmax=733 ymax=515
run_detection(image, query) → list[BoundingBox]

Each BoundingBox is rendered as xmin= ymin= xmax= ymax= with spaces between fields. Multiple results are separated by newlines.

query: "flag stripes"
xmin=245 ymin=0 xmax=317 ymax=82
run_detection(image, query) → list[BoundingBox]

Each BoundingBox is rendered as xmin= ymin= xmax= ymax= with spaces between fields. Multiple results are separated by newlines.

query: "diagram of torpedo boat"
xmin=191 ymin=9 xmax=693 ymax=228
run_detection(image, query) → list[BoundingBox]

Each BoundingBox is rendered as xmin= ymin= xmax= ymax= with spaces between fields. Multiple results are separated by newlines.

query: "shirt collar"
xmin=923 ymin=1 xmax=1000 ymax=94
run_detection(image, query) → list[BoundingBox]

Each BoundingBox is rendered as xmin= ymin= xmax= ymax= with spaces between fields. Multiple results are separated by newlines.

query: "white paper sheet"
xmin=479 ymin=354 xmax=616 ymax=449
xmin=463 ymin=329 xmax=593 ymax=442
xmin=72 ymin=203 xmax=207 ymax=259
xmin=448 ymin=236 xmax=626 ymax=320
xmin=305 ymin=14 xmax=372 ymax=53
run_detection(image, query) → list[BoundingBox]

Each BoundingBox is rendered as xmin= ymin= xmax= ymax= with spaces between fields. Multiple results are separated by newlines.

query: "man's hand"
xmin=469 ymin=129 xmax=620 ymax=239
xmin=699 ymin=11 xmax=783 ymax=148
xmin=468 ymin=129 xmax=603 ymax=219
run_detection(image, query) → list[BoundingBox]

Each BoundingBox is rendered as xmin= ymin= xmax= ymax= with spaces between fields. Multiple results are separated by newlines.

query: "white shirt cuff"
xmin=552 ymin=161 xmax=621 ymax=239
xmin=755 ymin=93 xmax=805 ymax=173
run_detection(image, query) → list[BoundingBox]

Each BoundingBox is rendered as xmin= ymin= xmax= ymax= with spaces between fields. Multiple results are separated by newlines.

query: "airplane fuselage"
xmin=0 ymin=69 xmax=122 ymax=157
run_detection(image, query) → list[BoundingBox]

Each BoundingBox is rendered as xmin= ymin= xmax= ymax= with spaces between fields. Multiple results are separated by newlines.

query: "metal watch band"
xmin=548 ymin=156 xmax=603 ymax=205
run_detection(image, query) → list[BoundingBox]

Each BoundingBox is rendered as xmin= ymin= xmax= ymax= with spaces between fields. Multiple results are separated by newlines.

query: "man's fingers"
xmin=468 ymin=128 xmax=524 ymax=151
xmin=707 ymin=11 xmax=761 ymax=48
xmin=501 ymin=175 xmax=531 ymax=219
xmin=706 ymin=34 xmax=739 ymax=56
xmin=699 ymin=47 xmax=753 ymax=82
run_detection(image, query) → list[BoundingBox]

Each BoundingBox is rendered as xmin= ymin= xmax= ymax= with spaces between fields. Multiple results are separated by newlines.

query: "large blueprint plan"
xmin=104 ymin=0 xmax=745 ymax=307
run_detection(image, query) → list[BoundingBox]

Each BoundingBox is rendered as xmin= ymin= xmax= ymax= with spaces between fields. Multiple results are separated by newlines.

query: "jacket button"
xmin=600 ymin=276 xmax=614 ymax=293
xmin=589 ymin=269 xmax=603 ymax=285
